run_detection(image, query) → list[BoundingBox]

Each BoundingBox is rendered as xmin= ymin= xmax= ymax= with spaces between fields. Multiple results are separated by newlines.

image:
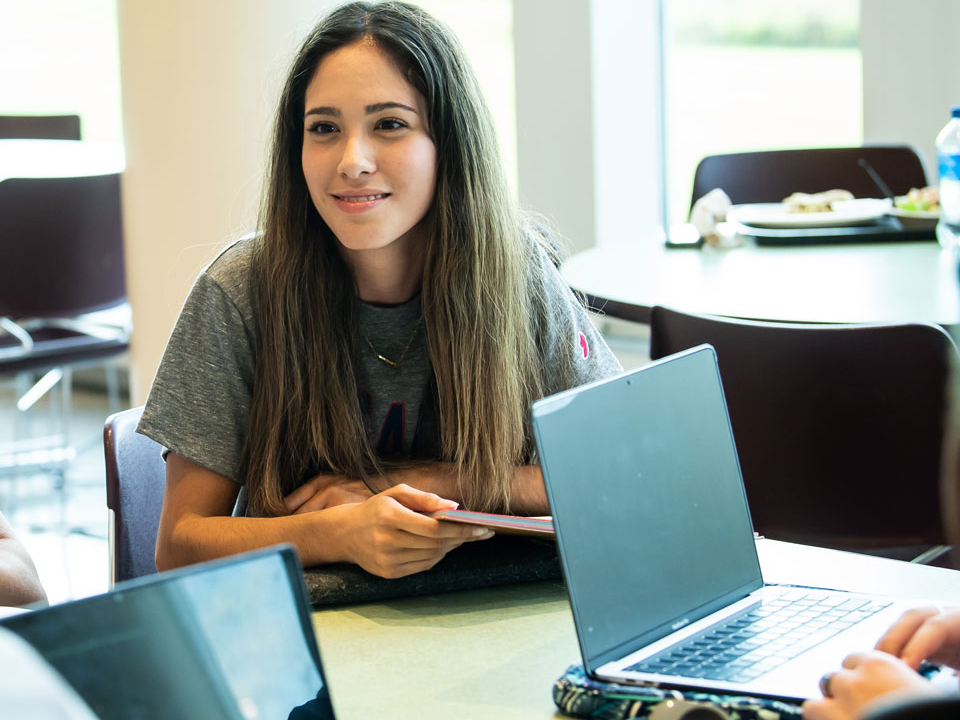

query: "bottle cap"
xmin=952 ymin=104 xmax=960 ymax=118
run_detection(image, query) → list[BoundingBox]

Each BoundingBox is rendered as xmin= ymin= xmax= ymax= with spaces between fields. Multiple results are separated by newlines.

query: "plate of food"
xmin=726 ymin=190 xmax=888 ymax=229
xmin=887 ymin=186 xmax=940 ymax=229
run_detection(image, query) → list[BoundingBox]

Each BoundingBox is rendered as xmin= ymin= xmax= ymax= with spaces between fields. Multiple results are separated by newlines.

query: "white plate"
xmin=888 ymin=206 xmax=940 ymax=221
xmin=727 ymin=199 xmax=888 ymax=229
xmin=887 ymin=205 xmax=939 ymax=230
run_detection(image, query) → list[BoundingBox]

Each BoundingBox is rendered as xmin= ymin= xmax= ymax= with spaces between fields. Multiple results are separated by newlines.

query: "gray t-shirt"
xmin=138 ymin=237 xmax=621 ymax=500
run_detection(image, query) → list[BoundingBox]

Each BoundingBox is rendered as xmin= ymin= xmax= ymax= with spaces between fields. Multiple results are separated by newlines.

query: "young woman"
xmin=138 ymin=1 xmax=621 ymax=579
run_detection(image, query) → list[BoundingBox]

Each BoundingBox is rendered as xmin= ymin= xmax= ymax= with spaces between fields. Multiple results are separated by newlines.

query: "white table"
xmin=0 ymin=139 xmax=125 ymax=181
xmin=562 ymin=240 xmax=960 ymax=327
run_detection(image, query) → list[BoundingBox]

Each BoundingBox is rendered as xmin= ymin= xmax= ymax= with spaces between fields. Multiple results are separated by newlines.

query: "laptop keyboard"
xmin=626 ymin=589 xmax=892 ymax=684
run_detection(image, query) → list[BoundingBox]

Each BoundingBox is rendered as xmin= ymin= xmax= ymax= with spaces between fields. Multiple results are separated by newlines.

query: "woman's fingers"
xmin=389 ymin=506 xmax=494 ymax=544
xmin=291 ymin=493 xmax=334 ymax=515
xmin=342 ymin=489 xmax=496 ymax=578
xmin=283 ymin=476 xmax=328 ymax=512
xmin=389 ymin=527 xmax=490 ymax=550
xmin=380 ymin=483 xmax=458 ymax=512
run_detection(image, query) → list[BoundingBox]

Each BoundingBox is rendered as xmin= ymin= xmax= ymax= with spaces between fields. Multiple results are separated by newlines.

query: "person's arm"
xmin=156 ymin=453 xmax=494 ymax=578
xmin=285 ymin=462 xmax=550 ymax=516
xmin=0 ymin=512 xmax=46 ymax=606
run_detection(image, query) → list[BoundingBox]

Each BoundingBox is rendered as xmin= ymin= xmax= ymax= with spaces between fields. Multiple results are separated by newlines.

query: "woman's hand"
xmin=874 ymin=606 xmax=960 ymax=673
xmin=284 ymin=474 xmax=374 ymax=513
xmin=336 ymin=484 xmax=494 ymax=579
xmin=802 ymin=651 xmax=937 ymax=720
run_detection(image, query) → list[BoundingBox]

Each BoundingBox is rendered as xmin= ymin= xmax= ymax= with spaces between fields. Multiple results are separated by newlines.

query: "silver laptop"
xmin=0 ymin=545 xmax=335 ymax=719
xmin=532 ymin=345 xmax=921 ymax=701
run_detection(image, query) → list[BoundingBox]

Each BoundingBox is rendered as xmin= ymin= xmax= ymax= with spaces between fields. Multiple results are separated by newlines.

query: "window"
xmin=0 ymin=1 xmax=123 ymax=142
xmin=417 ymin=0 xmax=517 ymax=192
xmin=664 ymin=0 xmax=861 ymax=223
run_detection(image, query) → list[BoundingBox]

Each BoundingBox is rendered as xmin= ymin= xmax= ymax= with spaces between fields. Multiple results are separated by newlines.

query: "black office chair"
xmin=104 ymin=407 xmax=165 ymax=584
xmin=649 ymin=305 xmax=956 ymax=563
xmin=0 ymin=114 xmax=82 ymax=141
xmin=690 ymin=145 xmax=929 ymax=209
xmin=0 ymin=172 xmax=129 ymax=484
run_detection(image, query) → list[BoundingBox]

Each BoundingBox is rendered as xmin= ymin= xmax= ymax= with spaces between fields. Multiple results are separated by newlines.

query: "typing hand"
xmin=802 ymin=651 xmax=937 ymax=720
xmin=874 ymin=606 xmax=960 ymax=674
xmin=339 ymin=484 xmax=494 ymax=579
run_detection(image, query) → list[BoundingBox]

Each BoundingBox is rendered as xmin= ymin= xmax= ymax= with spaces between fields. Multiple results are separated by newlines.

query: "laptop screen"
xmin=0 ymin=546 xmax=334 ymax=720
xmin=533 ymin=346 xmax=763 ymax=671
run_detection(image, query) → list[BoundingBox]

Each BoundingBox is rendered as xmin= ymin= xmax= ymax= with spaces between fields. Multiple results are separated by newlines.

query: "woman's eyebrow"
xmin=366 ymin=101 xmax=418 ymax=114
xmin=304 ymin=101 xmax=417 ymax=119
xmin=304 ymin=106 xmax=339 ymax=118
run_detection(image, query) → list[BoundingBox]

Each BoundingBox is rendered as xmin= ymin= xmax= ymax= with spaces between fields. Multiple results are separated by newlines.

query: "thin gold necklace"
xmin=362 ymin=317 xmax=424 ymax=368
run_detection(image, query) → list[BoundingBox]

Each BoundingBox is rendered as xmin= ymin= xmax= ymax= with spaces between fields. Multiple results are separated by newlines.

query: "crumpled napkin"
xmin=689 ymin=188 xmax=741 ymax=248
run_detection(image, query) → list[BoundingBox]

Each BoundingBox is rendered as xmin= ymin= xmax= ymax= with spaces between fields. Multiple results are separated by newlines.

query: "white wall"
xmin=861 ymin=0 xmax=960 ymax=175
xmin=117 ymin=0 xmax=333 ymax=402
xmin=513 ymin=0 xmax=664 ymax=253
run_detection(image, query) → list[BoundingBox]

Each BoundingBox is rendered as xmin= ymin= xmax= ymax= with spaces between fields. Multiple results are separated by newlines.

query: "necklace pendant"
xmin=362 ymin=316 xmax=423 ymax=369
xmin=375 ymin=352 xmax=399 ymax=367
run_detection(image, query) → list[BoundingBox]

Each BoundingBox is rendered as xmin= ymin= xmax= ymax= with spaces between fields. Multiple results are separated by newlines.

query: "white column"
xmin=861 ymin=0 xmax=960 ymax=174
xmin=513 ymin=0 xmax=663 ymax=253
xmin=117 ymin=1 xmax=332 ymax=402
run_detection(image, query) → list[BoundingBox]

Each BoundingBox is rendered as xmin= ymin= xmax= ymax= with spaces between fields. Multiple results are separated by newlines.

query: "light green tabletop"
xmin=313 ymin=579 xmax=576 ymax=719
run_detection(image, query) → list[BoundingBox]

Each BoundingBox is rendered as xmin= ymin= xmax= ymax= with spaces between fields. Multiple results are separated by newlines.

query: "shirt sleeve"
xmin=136 ymin=271 xmax=257 ymax=483
xmin=537 ymin=246 xmax=623 ymax=396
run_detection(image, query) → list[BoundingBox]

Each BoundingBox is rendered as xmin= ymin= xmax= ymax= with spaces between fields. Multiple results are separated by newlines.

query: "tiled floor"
xmin=0 ymin=380 xmax=115 ymax=605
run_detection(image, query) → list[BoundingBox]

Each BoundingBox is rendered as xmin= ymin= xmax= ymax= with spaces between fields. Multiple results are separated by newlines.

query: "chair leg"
xmin=51 ymin=368 xmax=72 ymax=493
xmin=13 ymin=372 xmax=31 ymax=441
xmin=910 ymin=545 xmax=952 ymax=565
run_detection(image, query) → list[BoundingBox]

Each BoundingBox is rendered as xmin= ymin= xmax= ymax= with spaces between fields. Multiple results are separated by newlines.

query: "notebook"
xmin=0 ymin=545 xmax=336 ymax=720
xmin=532 ymin=345 xmax=922 ymax=701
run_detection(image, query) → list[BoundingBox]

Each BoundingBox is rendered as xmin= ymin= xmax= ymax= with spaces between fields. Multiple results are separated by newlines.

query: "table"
xmin=310 ymin=539 xmax=959 ymax=720
xmin=561 ymin=241 xmax=960 ymax=327
xmin=0 ymin=139 xmax=125 ymax=181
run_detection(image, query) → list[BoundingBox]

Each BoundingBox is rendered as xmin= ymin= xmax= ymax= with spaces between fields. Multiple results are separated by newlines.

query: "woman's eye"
xmin=307 ymin=121 xmax=337 ymax=135
xmin=376 ymin=118 xmax=406 ymax=131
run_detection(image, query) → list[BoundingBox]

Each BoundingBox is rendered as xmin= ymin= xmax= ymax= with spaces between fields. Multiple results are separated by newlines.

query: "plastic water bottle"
xmin=936 ymin=105 xmax=960 ymax=247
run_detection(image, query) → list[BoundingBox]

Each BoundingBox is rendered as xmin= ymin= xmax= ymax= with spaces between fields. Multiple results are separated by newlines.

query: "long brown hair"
xmin=241 ymin=1 xmax=561 ymax=516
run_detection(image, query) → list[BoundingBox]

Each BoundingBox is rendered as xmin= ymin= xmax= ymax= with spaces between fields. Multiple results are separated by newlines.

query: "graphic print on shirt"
xmin=377 ymin=402 xmax=406 ymax=455
xmin=358 ymin=389 xmax=407 ymax=456
xmin=358 ymin=389 xmax=373 ymax=416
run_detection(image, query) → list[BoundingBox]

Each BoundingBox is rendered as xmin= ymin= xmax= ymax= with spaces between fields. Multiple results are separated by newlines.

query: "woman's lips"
xmin=331 ymin=192 xmax=390 ymax=214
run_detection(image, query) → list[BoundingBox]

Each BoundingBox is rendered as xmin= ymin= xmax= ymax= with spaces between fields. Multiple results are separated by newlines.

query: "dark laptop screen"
xmin=533 ymin=346 xmax=763 ymax=671
xmin=1 ymin=546 xmax=334 ymax=720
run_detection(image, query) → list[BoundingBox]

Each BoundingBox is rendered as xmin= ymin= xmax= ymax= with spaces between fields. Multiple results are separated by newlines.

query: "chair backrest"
xmin=0 ymin=114 xmax=82 ymax=140
xmin=103 ymin=407 xmax=166 ymax=584
xmin=0 ymin=173 xmax=125 ymax=317
xmin=690 ymin=145 xmax=929 ymax=209
xmin=649 ymin=305 xmax=956 ymax=550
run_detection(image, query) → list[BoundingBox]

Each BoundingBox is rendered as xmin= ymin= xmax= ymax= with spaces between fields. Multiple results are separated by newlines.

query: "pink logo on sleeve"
xmin=578 ymin=332 xmax=589 ymax=359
